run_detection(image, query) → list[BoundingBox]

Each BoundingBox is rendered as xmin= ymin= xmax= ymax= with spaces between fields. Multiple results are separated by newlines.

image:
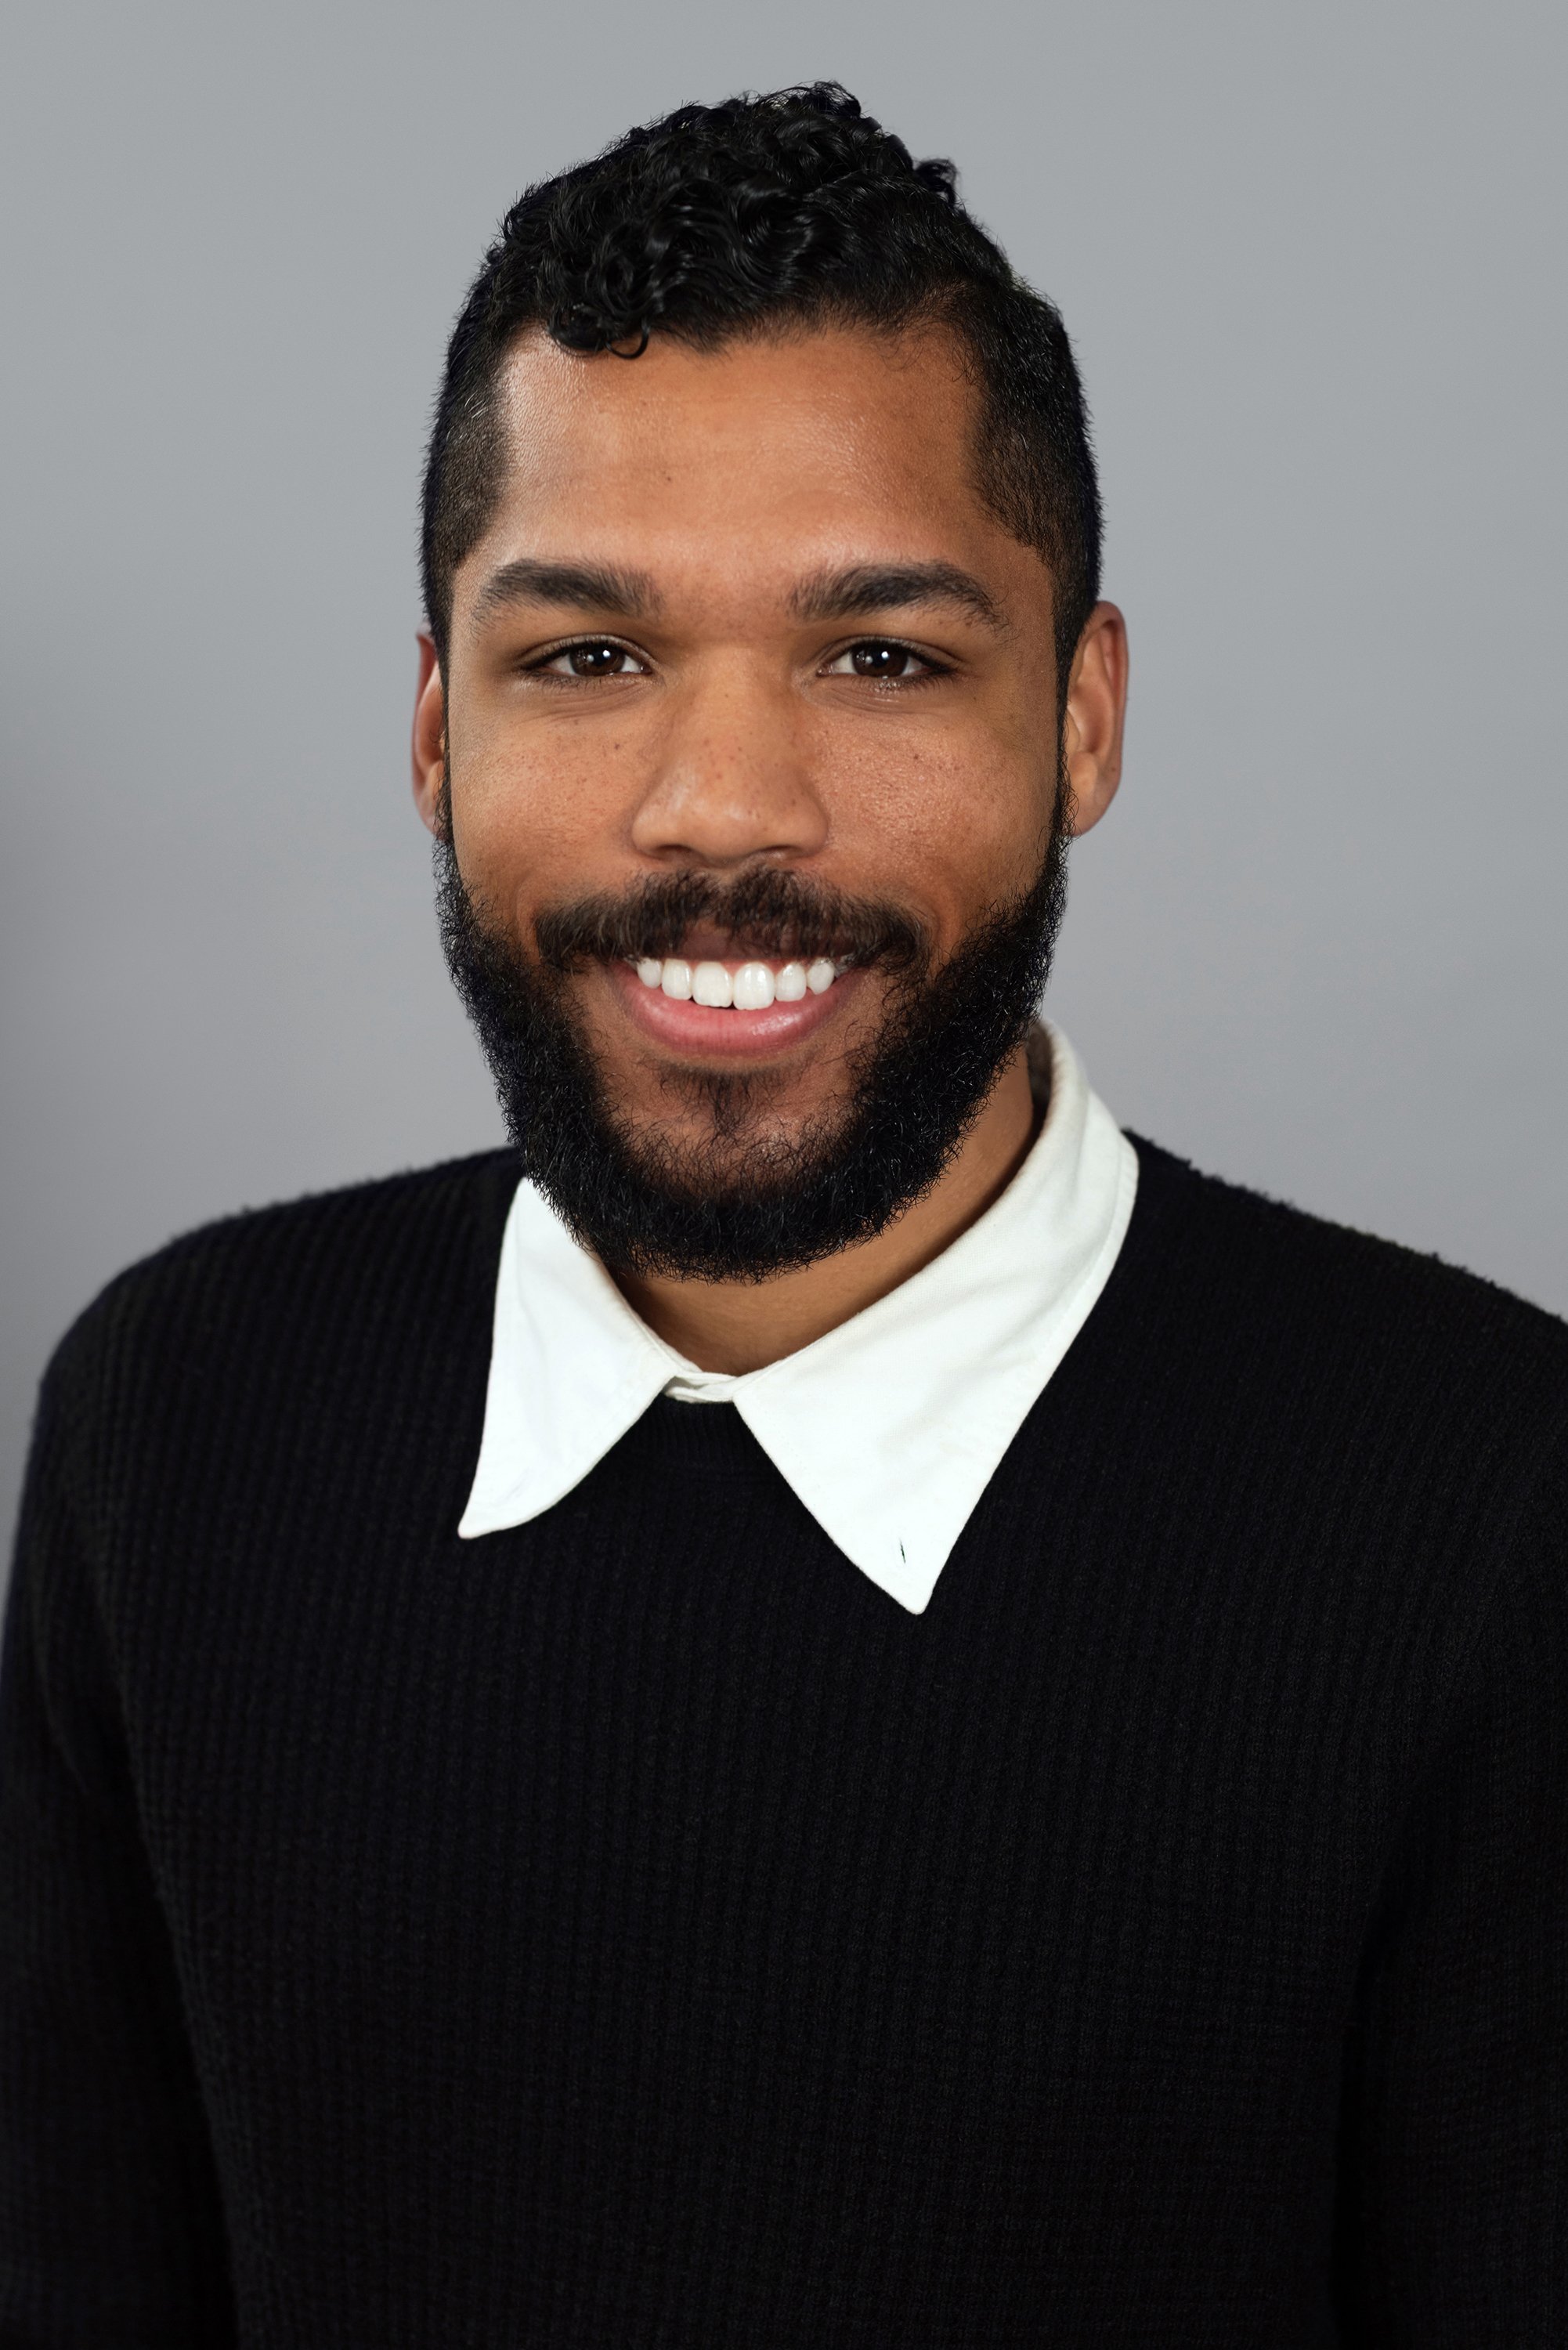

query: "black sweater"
xmin=3 ymin=1135 xmax=1566 ymax=2347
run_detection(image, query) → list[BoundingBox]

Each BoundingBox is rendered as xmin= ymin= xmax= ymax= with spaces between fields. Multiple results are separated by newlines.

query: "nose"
xmin=628 ymin=659 xmax=829 ymax=868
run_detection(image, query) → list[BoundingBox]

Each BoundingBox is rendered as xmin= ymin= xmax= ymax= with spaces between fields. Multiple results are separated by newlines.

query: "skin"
xmin=413 ymin=322 xmax=1128 ymax=1372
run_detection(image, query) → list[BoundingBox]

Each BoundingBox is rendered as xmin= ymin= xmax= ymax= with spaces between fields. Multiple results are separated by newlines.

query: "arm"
xmin=1336 ymin=1450 xmax=1568 ymax=2344
xmin=0 ymin=1362 xmax=235 ymax=2348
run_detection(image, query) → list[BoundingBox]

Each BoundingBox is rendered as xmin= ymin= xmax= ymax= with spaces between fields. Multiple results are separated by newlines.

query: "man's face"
xmin=416 ymin=321 xmax=1121 ymax=1273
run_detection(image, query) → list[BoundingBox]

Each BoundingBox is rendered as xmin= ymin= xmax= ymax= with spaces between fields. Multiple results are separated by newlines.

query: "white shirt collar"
xmin=459 ymin=1022 xmax=1137 ymax=1614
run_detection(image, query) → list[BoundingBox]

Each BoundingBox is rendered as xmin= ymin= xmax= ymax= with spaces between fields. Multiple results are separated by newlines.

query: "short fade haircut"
xmin=421 ymin=82 xmax=1101 ymax=693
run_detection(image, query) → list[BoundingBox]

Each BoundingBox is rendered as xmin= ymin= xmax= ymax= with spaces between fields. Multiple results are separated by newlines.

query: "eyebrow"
xmin=468 ymin=553 xmax=1006 ymax=637
xmin=468 ymin=557 xmax=660 ymax=631
xmin=788 ymin=561 xmax=1006 ymax=632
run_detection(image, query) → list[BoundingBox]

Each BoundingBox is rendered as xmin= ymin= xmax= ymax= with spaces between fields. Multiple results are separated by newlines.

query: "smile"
xmin=627 ymin=955 xmax=844 ymax=1009
xmin=606 ymin=949 xmax=859 ymax=1058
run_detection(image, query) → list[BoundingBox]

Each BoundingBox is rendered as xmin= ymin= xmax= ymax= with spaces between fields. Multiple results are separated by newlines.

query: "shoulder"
xmin=1118 ymin=1132 xmax=1568 ymax=1502
xmin=42 ymin=1150 xmax=519 ymax=1444
xmin=1127 ymin=1130 xmax=1568 ymax=1362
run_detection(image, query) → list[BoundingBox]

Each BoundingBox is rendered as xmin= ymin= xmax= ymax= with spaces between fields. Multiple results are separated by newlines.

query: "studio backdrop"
xmin=2 ymin=0 xmax=1565 ymax=1562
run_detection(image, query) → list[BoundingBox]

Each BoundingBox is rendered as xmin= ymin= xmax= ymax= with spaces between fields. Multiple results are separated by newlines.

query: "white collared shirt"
xmin=460 ymin=1022 xmax=1138 ymax=1614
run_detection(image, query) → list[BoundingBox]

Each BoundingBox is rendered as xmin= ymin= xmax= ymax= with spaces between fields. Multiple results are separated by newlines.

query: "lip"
xmin=603 ymin=956 xmax=864 ymax=1060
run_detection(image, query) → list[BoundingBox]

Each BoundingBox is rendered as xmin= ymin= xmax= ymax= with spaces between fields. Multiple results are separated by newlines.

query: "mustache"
xmin=533 ymin=867 xmax=929 ymax=974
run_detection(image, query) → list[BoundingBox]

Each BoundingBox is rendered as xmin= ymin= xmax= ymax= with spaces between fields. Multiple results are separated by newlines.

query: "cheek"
xmin=821 ymin=736 xmax=1049 ymax=938
xmin=451 ymin=731 xmax=640 ymax=910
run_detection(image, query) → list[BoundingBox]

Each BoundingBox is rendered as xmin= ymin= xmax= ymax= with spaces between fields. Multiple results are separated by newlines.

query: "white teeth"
xmin=691 ymin=960 xmax=734 ymax=1007
xmin=638 ymin=954 xmax=839 ymax=1007
xmin=732 ymin=961 xmax=776 ymax=1010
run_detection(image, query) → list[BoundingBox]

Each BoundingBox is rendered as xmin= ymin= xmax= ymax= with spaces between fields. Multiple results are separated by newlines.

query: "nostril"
xmin=628 ymin=762 xmax=831 ymax=868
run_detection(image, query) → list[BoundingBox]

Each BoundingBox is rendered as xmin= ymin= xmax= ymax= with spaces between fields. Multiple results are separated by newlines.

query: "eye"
xmin=534 ymin=639 xmax=650 ymax=679
xmin=822 ymin=639 xmax=941 ymax=682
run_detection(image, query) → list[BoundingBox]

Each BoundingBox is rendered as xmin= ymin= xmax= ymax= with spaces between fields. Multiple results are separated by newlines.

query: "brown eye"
xmin=564 ymin=642 xmax=632 ymax=677
xmin=824 ymin=640 xmax=936 ymax=681
xmin=852 ymin=642 xmax=912 ymax=678
xmin=534 ymin=639 xmax=649 ymax=680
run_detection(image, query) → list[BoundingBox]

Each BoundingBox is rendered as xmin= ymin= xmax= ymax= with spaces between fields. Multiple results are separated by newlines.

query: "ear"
xmin=411 ymin=630 xmax=448 ymax=838
xmin=1061 ymin=602 xmax=1129 ymax=838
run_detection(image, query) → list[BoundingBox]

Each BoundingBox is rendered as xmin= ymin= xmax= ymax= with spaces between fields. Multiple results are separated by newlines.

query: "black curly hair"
xmin=421 ymin=83 xmax=1100 ymax=692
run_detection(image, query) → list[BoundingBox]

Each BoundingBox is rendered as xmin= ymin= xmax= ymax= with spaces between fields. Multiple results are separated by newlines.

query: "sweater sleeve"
xmin=0 ymin=1360 xmax=236 ymax=2348
xmin=1339 ymin=1446 xmax=1568 ymax=2345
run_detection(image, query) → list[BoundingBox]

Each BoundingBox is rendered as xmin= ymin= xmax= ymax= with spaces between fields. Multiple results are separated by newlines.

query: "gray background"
xmin=3 ymin=0 xmax=1564 ymax=1559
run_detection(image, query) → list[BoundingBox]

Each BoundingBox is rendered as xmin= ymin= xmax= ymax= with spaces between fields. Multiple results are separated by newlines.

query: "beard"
xmin=436 ymin=779 xmax=1072 ymax=1283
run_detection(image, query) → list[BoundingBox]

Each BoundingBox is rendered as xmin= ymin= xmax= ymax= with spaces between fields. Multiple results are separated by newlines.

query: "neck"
xmin=611 ymin=1042 xmax=1040 ymax=1374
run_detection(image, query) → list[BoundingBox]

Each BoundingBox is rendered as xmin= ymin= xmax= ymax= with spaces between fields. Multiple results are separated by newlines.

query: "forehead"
xmin=466 ymin=322 xmax=1041 ymax=611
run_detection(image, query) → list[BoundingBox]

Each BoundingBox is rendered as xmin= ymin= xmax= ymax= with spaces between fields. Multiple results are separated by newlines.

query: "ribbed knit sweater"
xmin=3 ymin=1134 xmax=1566 ymax=2347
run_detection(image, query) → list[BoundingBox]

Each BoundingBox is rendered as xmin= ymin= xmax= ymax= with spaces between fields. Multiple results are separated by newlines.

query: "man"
xmin=2 ymin=81 xmax=1563 ymax=2347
